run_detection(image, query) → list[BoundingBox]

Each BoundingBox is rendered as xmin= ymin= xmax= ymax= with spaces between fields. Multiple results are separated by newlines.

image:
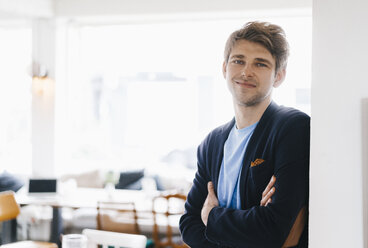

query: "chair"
xmin=152 ymin=193 xmax=188 ymax=248
xmin=0 ymin=191 xmax=20 ymax=222
xmin=96 ymin=201 xmax=140 ymax=234
xmin=0 ymin=191 xmax=57 ymax=248
xmin=82 ymin=228 xmax=147 ymax=248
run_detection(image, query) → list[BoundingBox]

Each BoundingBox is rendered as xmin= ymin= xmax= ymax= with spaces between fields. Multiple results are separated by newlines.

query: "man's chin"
xmin=235 ymin=96 xmax=269 ymax=108
xmin=237 ymin=98 xmax=262 ymax=107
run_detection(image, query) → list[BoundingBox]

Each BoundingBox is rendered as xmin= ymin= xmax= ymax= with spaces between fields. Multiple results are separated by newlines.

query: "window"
xmin=55 ymin=14 xmax=312 ymax=177
xmin=0 ymin=25 xmax=32 ymax=175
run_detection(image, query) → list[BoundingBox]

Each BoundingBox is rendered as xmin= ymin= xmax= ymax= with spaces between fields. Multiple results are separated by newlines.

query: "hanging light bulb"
xmin=31 ymin=62 xmax=54 ymax=97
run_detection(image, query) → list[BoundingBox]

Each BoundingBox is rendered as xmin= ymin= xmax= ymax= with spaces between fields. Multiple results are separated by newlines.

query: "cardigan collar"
xmin=221 ymin=101 xmax=279 ymax=136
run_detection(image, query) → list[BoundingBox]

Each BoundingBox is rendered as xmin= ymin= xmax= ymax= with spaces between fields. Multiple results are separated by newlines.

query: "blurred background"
xmin=0 ymin=0 xmax=311 ymax=184
xmin=0 ymin=2 xmax=313 ymax=245
xmin=4 ymin=0 xmax=368 ymax=247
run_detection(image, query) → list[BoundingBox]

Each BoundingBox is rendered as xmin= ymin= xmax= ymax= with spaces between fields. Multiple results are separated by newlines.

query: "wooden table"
xmin=15 ymin=188 xmax=159 ymax=246
xmin=0 ymin=241 xmax=58 ymax=248
xmin=16 ymin=187 xmax=156 ymax=210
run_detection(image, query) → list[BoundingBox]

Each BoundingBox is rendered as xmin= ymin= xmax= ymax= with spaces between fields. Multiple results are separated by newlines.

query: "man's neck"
xmin=234 ymin=99 xmax=271 ymax=129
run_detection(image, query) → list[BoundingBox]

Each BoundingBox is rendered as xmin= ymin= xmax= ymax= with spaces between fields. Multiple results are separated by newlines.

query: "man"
xmin=179 ymin=21 xmax=309 ymax=248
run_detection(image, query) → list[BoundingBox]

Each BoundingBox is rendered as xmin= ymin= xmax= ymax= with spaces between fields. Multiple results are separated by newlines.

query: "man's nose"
xmin=242 ymin=64 xmax=254 ymax=77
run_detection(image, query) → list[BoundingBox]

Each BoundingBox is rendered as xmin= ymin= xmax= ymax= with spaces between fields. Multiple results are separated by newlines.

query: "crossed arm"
xmin=180 ymin=116 xmax=310 ymax=247
xmin=201 ymin=176 xmax=306 ymax=247
xmin=201 ymin=176 xmax=275 ymax=226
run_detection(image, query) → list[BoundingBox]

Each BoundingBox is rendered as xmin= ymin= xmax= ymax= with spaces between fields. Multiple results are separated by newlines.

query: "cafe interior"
xmin=2 ymin=0 xmax=367 ymax=247
xmin=2 ymin=0 xmax=312 ymax=247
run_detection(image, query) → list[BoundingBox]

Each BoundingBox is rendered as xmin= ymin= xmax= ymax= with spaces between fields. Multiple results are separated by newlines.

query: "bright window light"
xmin=55 ymin=14 xmax=311 ymax=179
xmin=0 ymin=26 xmax=32 ymax=175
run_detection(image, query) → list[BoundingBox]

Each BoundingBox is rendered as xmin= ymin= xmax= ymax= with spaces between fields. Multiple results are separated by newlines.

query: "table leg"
xmin=1 ymin=219 xmax=17 ymax=244
xmin=50 ymin=207 xmax=62 ymax=247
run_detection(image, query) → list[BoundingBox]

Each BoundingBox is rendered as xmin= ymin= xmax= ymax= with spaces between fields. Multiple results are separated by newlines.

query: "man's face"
xmin=223 ymin=39 xmax=285 ymax=107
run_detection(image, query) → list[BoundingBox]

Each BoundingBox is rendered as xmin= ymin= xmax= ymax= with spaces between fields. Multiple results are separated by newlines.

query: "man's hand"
xmin=260 ymin=175 xmax=276 ymax=206
xmin=259 ymin=175 xmax=306 ymax=247
xmin=201 ymin=181 xmax=219 ymax=226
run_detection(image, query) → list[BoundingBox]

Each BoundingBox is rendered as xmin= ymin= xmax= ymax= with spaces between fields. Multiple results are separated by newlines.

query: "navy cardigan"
xmin=179 ymin=102 xmax=310 ymax=248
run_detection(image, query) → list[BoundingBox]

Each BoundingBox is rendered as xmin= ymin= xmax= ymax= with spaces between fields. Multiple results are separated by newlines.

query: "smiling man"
xmin=179 ymin=22 xmax=310 ymax=247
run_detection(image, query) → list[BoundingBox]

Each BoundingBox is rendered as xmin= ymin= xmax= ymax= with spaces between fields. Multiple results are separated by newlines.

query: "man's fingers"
xmin=201 ymin=181 xmax=219 ymax=226
xmin=262 ymin=175 xmax=276 ymax=197
xmin=260 ymin=187 xmax=274 ymax=205
xmin=207 ymin=181 xmax=215 ymax=194
xmin=206 ymin=181 xmax=219 ymax=206
xmin=260 ymin=176 xmax=276 ymax=206
xmin=260 ymin=187 xmax=275 ymax=206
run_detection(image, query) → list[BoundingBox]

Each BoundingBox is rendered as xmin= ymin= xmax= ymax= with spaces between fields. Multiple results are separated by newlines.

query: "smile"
xmin=235 ymin=80 xmax=256 ymax=88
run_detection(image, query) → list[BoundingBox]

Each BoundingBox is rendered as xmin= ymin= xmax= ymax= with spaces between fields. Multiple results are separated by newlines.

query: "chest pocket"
xmin=249 ymin=159 xmax=274 ymax=196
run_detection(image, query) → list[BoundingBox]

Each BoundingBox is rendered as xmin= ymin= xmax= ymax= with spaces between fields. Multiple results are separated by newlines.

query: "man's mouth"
xmin=235 ymin=80 xmax=256 ymax=88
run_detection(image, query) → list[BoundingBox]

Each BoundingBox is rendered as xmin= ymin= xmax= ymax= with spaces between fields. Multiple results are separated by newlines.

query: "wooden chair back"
xmin=152 ymin=193 xmax=188 ymax=248
xmin=97 ymin=201 xmax=140 ymax=235
xmin=0 ymin=191 xmax=20 ymax=222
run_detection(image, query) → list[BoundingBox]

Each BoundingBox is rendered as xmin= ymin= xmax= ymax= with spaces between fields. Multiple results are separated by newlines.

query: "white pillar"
xmin=310 ymin=0 xmax=368 ymax=247
xmin=31 ymin=18 xmax=56 ymax=177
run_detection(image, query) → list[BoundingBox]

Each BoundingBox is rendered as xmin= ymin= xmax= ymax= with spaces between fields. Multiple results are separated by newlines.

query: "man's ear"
xmin=274 ymin=68 xmax=286 ymax=88
xmin=222 ymin=61 xmax=227 ymax=79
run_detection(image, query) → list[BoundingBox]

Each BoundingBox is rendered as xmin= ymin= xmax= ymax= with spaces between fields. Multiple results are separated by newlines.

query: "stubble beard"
xmin=227 ymin=77 xmax=272 ymax=108
xmin=233 ymin=87 xmax=272 ymax=108
xmin=236 ymin=93 xmax=265 ymax=107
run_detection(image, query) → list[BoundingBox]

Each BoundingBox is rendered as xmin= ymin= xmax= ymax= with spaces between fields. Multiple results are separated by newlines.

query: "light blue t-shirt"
xmin=217 ymin=122 xmax=258 ymax=209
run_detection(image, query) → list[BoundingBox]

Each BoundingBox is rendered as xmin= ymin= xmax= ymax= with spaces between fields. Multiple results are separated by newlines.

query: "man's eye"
xmin=256 ymin=63 xmax=267 ymax=67
xmin=233 ymin=60 xmax=244 ymax=65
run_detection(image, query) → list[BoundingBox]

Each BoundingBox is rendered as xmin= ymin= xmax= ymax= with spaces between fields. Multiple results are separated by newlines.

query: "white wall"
xmin=55 ymin=0 xmax=311 ymax=17
xmin=31 ymin=19 xmax=56 ymax=177
xmin=0 ymin=0 xmax=312 ymax=19
xmin=310 ymin=0 xmax=368 ymax=247
xmin=0 ymin=0 xmax=54 ymax=18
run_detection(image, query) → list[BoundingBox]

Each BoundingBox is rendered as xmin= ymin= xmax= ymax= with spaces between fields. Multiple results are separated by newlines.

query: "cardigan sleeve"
xmin=204 ymin=114 xmax=310 ymax=248
xmin=179 ymin=133 xmax=221 ymax=247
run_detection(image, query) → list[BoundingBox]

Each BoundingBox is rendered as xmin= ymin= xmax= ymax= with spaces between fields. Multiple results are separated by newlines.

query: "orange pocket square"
xmin=251 ymin=158 xmax=265 ymax=167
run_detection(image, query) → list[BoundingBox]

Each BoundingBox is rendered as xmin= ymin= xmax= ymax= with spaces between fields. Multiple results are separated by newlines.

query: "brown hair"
xmin=224 ymin=21 xmax=289 ymax=72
